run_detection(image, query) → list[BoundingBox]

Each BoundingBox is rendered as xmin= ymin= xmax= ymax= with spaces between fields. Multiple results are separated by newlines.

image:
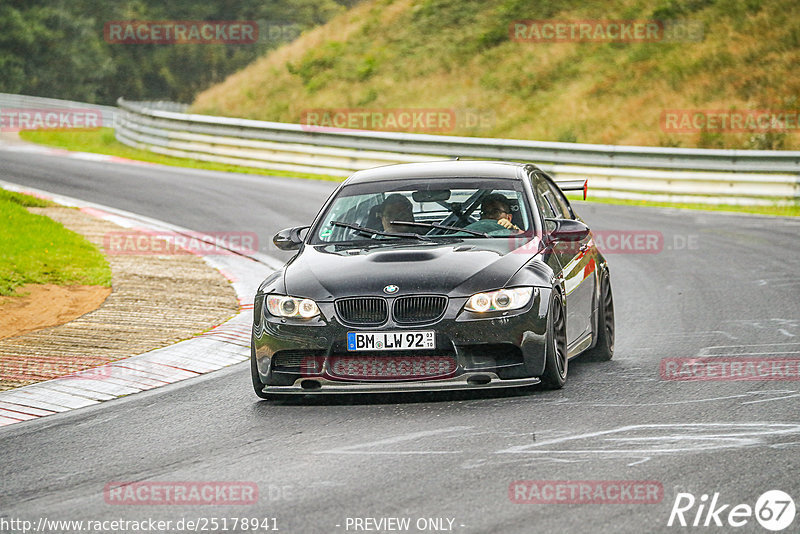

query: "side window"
xmin=530 ymin=175 xmax=558 ymax=221
xmin=540 ymin=173 xmax=574 ymax=219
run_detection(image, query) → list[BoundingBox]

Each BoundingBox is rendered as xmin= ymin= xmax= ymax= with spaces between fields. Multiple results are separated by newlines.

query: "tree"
xmin=0 ymin=0 xmax=361 ymax=104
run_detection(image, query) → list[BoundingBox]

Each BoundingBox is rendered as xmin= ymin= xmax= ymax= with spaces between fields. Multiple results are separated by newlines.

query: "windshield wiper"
xmin=397 ymin=221 xmax=489 ymax=238
xmin=330 ymin=220 xmax=433 ymax=241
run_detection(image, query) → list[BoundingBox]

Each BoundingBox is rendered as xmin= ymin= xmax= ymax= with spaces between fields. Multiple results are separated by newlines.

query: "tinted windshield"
xmin=309 ymin=178 xmax=533 ymax=244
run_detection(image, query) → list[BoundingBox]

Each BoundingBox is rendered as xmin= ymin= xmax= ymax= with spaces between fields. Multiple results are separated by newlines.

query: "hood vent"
xmin=369 ymin=251 xmax=437 ymax=262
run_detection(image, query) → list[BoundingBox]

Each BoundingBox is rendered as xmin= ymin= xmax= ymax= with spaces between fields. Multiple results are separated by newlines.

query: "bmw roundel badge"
xmin=383 ymin=285 xmax=399 ymax=294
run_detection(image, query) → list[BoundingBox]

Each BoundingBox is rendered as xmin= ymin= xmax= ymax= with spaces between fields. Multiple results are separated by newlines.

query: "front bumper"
xmin=261 ymin=373 xmax=540 ymax=394
xmin=252 ymin=289 xmax=551 ymax=395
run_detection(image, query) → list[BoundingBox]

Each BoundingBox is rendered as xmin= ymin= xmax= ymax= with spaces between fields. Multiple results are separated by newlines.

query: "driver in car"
xmin=463 ymin=193 xmax=523 ymax=235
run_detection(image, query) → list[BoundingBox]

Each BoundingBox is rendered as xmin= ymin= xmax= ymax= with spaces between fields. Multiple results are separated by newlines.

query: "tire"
xmin=540 ymin=291 xmax=568 ymax=389
xmin=583 ymin=270 xmax=614 ymax=362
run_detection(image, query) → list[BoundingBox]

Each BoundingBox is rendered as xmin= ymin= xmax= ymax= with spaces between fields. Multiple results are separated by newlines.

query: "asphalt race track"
xmin=1 ymin=149 xmax=799 ymax=533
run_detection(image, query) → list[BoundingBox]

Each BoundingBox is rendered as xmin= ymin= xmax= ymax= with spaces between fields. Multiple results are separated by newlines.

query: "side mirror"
xmin=273 ymin=226 xmax=309 ymax=251
xmin=545 ymin=219 xmax=590 ymax=242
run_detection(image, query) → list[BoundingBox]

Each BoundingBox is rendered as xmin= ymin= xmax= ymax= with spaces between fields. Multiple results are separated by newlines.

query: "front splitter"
xmin=262 ymin=372 xmax=540 ymax=394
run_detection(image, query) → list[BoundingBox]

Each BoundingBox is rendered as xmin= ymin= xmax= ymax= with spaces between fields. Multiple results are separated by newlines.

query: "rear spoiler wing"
xmin=554 ymin=179 xmax=588 ymax=200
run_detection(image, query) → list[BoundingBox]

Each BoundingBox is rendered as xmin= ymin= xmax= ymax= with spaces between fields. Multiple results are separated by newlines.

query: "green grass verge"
xmin=19 ymin=128 xmax=343 ymax=182
xmin=19 ymin=128 xmax=797 ymax=217
xmin=0 ymin=189 xmax=112 ymax=296
xmin=0 ymin=189 xmax=54 ymax=208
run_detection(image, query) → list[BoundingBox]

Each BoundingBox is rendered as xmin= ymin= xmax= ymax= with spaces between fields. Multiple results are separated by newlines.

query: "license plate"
xmin=347 ymin=331 xmax=435 ymax=351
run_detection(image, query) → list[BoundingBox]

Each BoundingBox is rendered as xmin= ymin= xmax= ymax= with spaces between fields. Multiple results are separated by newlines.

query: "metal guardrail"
xmin=115 ymin=99 xmax=800 ymax=173
xmin=0 ymin=92 xmax=117 ymax=128
xmin=115 ymin=98 xmax=799 ymax=206
xmin=1 ymin=93 xmax=795 ymax=206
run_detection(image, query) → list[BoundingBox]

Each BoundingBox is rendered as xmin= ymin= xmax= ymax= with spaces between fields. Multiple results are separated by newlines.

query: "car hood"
xmin=283 ymin=239 xmax=539 ymax=300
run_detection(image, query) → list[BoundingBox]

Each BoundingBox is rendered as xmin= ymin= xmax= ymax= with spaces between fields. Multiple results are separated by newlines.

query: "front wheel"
xmin=583 ymin=270 xmax=614 ymax=361
xmin=540 ymin=292 xmax=568 ymax=389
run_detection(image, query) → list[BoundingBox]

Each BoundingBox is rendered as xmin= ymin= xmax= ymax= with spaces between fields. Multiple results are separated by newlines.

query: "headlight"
xmin=465 ymin=287 xmax=534 ymax=313
xmin=266 ymin=295 xmax=320 ymax=318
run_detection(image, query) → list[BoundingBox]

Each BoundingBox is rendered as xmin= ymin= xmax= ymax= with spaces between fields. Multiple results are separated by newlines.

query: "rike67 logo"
xmin=668 ymin=490 xmax=796 ymax=531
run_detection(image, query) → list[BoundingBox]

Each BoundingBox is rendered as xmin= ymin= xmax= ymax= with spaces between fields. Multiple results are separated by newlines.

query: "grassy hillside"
xmin=192 ymin=0 xmax=799 ymax=150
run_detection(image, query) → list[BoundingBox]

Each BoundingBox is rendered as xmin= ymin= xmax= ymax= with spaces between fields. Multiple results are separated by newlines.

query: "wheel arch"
xmin=589 ymin=262 xmax=611 ymax=350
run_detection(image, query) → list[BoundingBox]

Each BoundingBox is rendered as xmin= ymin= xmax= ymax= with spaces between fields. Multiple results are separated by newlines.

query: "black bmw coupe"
xmin=251 ymin=161 xmax=614 ymax=398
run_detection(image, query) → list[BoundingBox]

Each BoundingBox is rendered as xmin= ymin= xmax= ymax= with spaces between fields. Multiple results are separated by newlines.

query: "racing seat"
xmin=504 ymin=197 xmax=526 ymax=231
xmin=362 ymin=204 xmax=384 ymax=231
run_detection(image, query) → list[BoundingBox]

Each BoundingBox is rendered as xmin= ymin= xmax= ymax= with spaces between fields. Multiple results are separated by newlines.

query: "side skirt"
xmin=567 ymin=332 xmax=593 ymax=359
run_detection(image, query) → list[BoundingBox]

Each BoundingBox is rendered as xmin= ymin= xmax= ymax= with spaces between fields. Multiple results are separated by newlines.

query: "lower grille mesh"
xmin=272 ymin=350 xmax=324 ymax=370
xmin=329 ymin=355 xmax=457 ymax=380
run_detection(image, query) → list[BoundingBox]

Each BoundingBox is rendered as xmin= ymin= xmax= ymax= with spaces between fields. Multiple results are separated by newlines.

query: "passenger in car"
xmin=379 ymin=194 xmax=418 ymax=233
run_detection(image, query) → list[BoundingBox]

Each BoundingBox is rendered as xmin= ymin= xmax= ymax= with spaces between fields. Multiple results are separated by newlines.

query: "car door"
xmin=532 ymin=173 xmax=595 ymax=345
